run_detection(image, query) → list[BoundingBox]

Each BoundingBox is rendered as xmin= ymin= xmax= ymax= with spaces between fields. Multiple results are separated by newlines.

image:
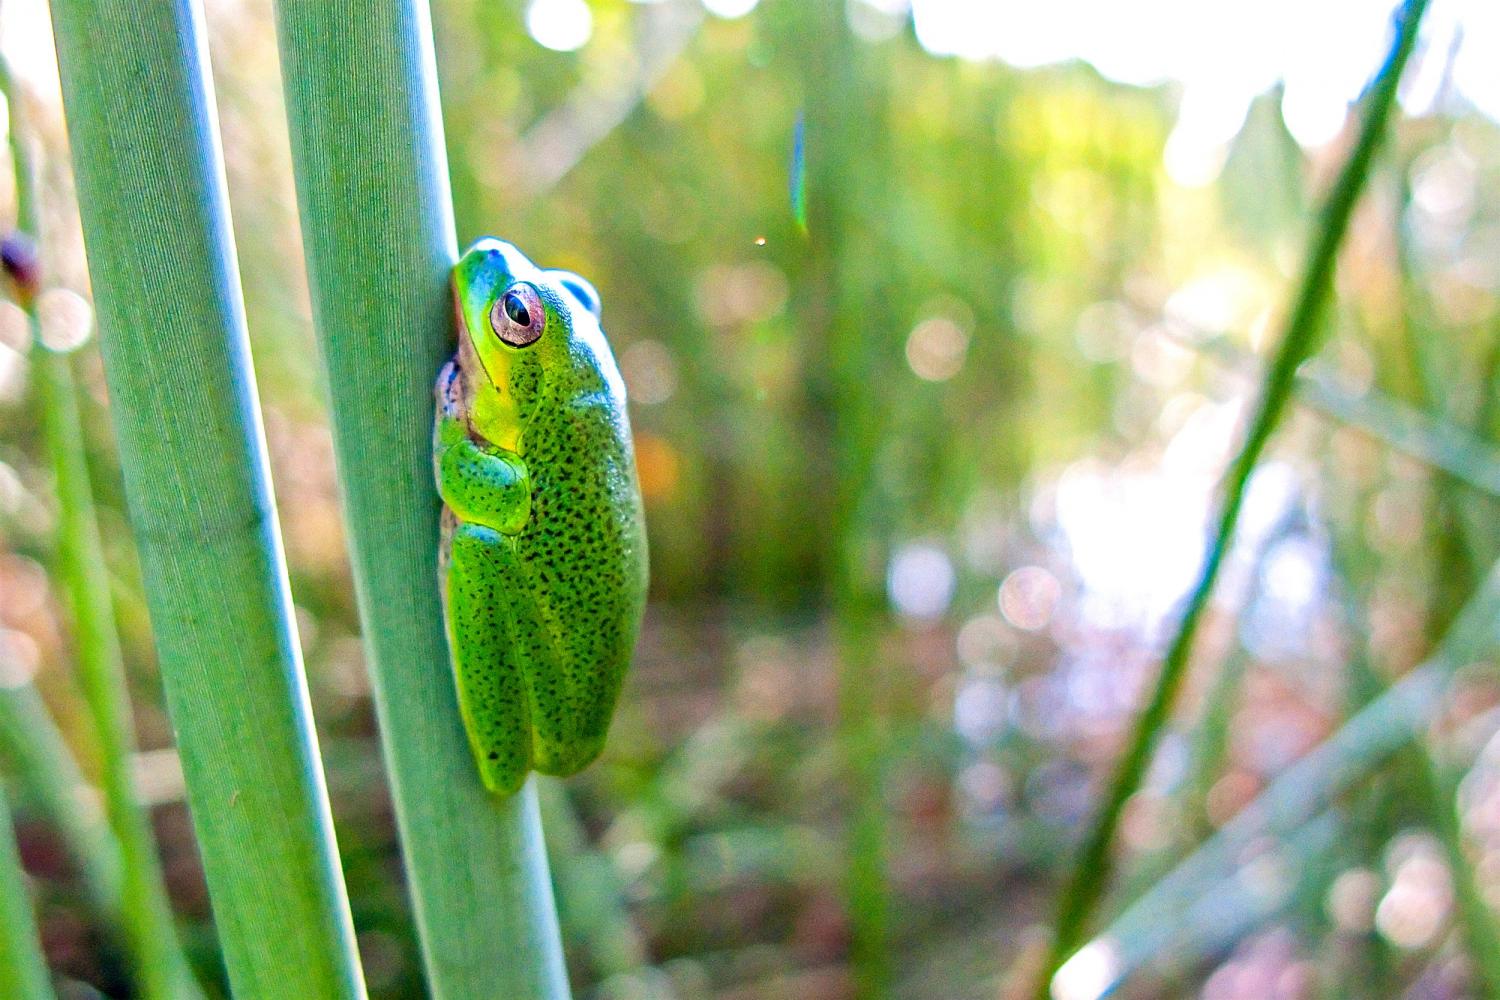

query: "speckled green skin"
xmin=435 ymin=238 xmax=647 ymax=795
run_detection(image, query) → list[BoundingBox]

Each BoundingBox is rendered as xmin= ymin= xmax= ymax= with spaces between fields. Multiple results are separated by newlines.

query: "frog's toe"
xmin=476 ymin=741 xmax=530 ymax=795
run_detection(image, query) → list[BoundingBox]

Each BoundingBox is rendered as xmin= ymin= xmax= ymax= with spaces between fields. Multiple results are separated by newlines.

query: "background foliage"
xmin=0 ymin=0 xmax=1498 ymax=997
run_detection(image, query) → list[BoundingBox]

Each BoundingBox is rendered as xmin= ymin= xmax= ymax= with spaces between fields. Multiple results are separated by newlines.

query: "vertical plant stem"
xmin=780 ymin=3 xmax=894 ymax=994
xmin=31 ymin=357 xmax=200 ymax=1000
xmin=1181 ymin=644 xmax=1249 ymax=839
xmin=1035 ymin=1 xmax=1430 ymax=991
xmin=269 ymin=4 xmax=569 ymax=998
xmin=1176 ymin=509 xmax=1299 ymax=846
xmin=1328 ymin=550 xmax=1496 ymax=994
xmin=0 ymin=791 xmax=54 ymax=1000
xmin=46 ymin=1 xmax=367 ymax=996
xmin=1 ymin=54 xmax=202 ymax=1000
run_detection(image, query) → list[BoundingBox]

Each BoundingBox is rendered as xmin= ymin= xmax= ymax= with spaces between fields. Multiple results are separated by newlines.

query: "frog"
xmin=434 ymin=237 xmax=647 ymax=795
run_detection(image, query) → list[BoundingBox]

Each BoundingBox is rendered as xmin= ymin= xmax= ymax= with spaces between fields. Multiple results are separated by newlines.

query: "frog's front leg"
xmin=433 ymin=359 xmax=531 ymax=534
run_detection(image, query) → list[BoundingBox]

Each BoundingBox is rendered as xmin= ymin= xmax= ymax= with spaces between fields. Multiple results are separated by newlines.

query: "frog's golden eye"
xmin=490 ymin=283 xmax=545 ymax=347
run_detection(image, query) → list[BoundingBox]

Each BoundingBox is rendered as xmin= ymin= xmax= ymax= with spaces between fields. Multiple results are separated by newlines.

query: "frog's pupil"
xmin=503 ymin=291 xmax=531 ymax=327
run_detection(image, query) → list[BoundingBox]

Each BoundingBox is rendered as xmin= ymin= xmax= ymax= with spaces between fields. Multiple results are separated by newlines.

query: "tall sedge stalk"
xmin=1035 ymin=0 xmax=1431 ymax=991
xmin=1 ymin=55 xmax=202 ymax=1000
xmin=0 ymin=790 xmax=53 ymax=1000
xmin=46 ymin=1 xmax=366 ymax=996
xmin=782 ymin=3 xmax=894 ymax=994
xmin=269 ymin=3 xmax=569 ymax=997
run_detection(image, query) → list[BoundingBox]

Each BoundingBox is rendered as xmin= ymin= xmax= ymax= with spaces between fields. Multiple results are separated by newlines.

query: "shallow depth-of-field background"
xmin=2 ymin=0 xmax=1500 ymax=997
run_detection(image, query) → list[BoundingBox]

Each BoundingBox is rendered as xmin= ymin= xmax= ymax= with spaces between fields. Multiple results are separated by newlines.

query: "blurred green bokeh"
xmin=1 ymin=1 xmax=1498 ymax=998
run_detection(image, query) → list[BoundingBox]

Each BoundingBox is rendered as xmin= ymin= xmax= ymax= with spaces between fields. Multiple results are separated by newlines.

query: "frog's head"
xmin=452 ymin=237 xmax=611 ymax=450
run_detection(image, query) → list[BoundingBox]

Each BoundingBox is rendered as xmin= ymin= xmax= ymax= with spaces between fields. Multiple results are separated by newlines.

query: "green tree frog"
xmin=435 ymin=238 xmax=647 ymax=795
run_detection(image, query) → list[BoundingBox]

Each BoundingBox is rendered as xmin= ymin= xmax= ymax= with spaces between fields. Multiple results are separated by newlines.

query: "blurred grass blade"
xmin=1 ymin=54 xmax=202 ymax=1000
xmin=29 ymin=353 xmax=202 ymax=1000
xmin=1073 ymin=556 xmax=1500 ymax=999
xmin=781 ymin=3 xmax=895 ymax=994
xmin=47 ymin=1 xmax=367 ymax=995
xmin=1188 ymin=335 xmax=1500 ymax=499
xmin=1061 ymin=811 xmax=1342 ymax=997
xmin=1416 ymin=749 xmax=1500 ymax=994
xmin=269 ymin=2 xmax=569 ymax=997
xmin=1035 ymin=1 xmax=1430 ymax=988
xmin=0 ymin=790 xmax=54 ymax=1000
xmin=537 ymin=779 xmax=650 ymax=982
xmin=1402 ymin=287 xmax=1500 ymax=991
xmin=1177 ymin=507 xmax=1300 ymax=842
xmin=0 ymin=657 xmax=121 ymax=921
xmin=515 ymin=0 xmax=704 ymax=197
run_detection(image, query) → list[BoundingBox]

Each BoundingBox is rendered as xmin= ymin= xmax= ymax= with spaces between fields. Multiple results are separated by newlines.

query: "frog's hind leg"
xmin=445 ymin=523 xmax=532 ymax=794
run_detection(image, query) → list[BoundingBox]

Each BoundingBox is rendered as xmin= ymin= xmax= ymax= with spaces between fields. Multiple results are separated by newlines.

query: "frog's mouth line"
xmin=453 ymin=285 xmax=508 ymax=404
xmin=453 ymin=286 xmax=548 ymax=455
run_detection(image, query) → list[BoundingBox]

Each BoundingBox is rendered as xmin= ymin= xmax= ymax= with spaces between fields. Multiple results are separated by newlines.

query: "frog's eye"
xmin=490 ymin=283 xmax=545 ymax=347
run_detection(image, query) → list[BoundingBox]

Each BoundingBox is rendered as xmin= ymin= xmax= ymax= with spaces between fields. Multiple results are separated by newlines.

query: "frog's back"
xmin=512 ymin=390 xmax=646 ymax=775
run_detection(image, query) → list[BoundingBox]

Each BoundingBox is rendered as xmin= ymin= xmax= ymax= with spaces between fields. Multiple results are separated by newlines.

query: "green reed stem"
xmin=269 ymin=3 xmax=568 ymax=997
xmin=1034 ymin=2 xmax=1430 ymax=991
xmin=1184 ymin=335 xmax=1500 ymax=498
xmin=2 ymin=54 xmax=202 ymax=999
xmin=28 ymin=354 xmax=203 ymax=1000
xmin=1415 ymin=751 xmax=1500 ymax=994
xmin=45 ymin=1 xmax=366 ymax=995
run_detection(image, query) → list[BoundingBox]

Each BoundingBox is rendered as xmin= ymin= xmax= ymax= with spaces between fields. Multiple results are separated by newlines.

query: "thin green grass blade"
xmin=1179 ymin=644 xmax=1250 ymax=839
xmin=268 ymin=3 xmax=568 ymax=997
xmin=45 ymin=1 xmax=366 ymax=995
xmin=1060 ymin=811 xmax=1344 ymax=997
xmin=1 ymin=53 xmax=202 ymax=1000
xmin=1069 ymin=555 xmax=1500 ymax=998
xmin=1414 ymin=750 xmax=1500 ymax=995
xmin=0 ymin=790 xmax=54 ymax=1000
xmin=777 ymin=3 xmax=896 ymax=993
xmin=537 ymin=778 xmax=650 ymax=982
xmin=1189 ymin=336 xmax=1500 ymax=498
xmin=28 ymin=354 xmax=203 ymax=1000
xmin=1399 ymin=293 xmax=1500 ymax=991
xmin=1174 ymin=507 xmax=1301 ymax=845
xmin=0 ymin=656 xmax=121 ymax=922
xmin=1297 ymin=366 xmax=1500 ymax=496
xmin=1034 ymin=2 xmax=1431 ymax=990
